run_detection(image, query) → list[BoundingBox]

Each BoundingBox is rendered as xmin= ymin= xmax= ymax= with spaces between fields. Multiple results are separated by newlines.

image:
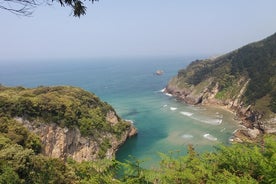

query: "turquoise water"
xmin=0 ymin=57 xmax=238 ymax=168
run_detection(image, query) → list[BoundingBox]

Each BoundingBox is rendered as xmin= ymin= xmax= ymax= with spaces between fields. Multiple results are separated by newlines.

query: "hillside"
xmin=166 ymin=33 xmax=276 ymax=139
xmin=0 ymin=85 xmax=137 ymax=161
xmin=1 ymin=116 xmax=275 ymax=183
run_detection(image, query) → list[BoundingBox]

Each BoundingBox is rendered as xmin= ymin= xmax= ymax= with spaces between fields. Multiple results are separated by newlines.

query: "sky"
xmin=1 ymin=0 xmax=276 ymax=61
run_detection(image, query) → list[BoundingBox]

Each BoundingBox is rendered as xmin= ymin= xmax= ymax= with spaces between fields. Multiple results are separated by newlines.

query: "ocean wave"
xmin=170 ymin=107 xmax=177 ymax=111
xmin=181 ymin=134 xmax=194 ymax=139
xmin=159 ymin=88 xmax=166 ymax=93
xmin=203 ymin=133 xmax=218 ymax=141
xmin=180 ymin=111 xmax=193 ymax=117
xmin=196 ymin=117 xmax=222 ymax=125
xmin=180 ymin=114 xmax=222 ymax=125
xmin=178 ymin=107 xmax=224 ymax=125
xmin=165 ymin=93 xmax=173 ymax=97
xmin=216 ymin=113 xmax=223 ymax=119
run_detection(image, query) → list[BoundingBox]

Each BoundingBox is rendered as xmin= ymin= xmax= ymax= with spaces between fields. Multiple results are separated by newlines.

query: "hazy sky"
xmin=1 ymin=0 xmax=276 ymax=61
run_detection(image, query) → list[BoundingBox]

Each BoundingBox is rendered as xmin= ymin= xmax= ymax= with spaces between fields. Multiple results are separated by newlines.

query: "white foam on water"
xmin=203 ymin=134 xmax=218 ymax=141
xmin=170 ymin=107 xmax=177 ymax=111
xmin=162 ymin=104 xmax=168 ymax=107
xmin=181 ymin=134 xmax=194 ymax=139
xmin=198 ymin=117 xmax=223 ymax=125
xmin=180 ymin=111 xmax=193 ymax=117
xmin=217 ymin=119 xmax=222 ymax=125
xmin=160 ymin=88 xmax=166 ymax=93
xmin=125 ymin=119 xmax=134 ymax=124
xmin=184 ymin=115 xmax=223 ymax=126
xmin=165 ymin=93 xmax=173 ymax=97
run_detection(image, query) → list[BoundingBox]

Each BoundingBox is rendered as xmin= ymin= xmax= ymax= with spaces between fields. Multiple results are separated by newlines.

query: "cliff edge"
xmin=0 ymin=85 xmax=137 ymax=161
xmin=166 ymin=33 xmax=276 ymax=141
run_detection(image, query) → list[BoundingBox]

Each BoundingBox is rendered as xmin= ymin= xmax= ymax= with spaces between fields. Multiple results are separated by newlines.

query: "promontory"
xmin=0 ymin=85 xmax=137 ymax=162
xmin=165 ymin=33 xmax=276 ymax=141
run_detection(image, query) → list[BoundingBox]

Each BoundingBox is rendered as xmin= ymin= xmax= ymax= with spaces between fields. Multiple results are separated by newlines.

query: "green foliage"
xmin=0 ymin=84 xmax=275 ymax=183
xmin=0 ymin=164 xmax=20 ymax=184
xmin=269 ymin=90 xmax=276 ymax=113
xmin=145 ymin=136 xmax=276 ymax=183
xmin=0 ymin=85 xmax=134 ymax=167
xmin=69 ymin=159 xmax=121 ymax=184
xmin=0 ymin=117 xmax=42 ymax=153
xmin=118 ymin=156 xmax=148 ymax=184
xmin=0 ymin=86 xmax=129 ymax=138
xmin=98 ymin=138 xmax=112 ymax=159
xmin=0 ymin=115 xmax=275 ymax=184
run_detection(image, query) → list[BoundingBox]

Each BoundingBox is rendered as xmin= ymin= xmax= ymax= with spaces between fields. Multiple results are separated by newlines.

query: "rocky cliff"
xmin=166 ymin=33 xmax=276 ymax=141
xmin=15 ymin=116 xmax=136 ymax=162
xmin=0 ymin=85 xmax=137 ymax=161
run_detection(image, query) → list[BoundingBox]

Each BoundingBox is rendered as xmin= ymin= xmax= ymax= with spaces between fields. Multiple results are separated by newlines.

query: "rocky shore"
xmin=165 ymin=82 xmax=276 ymax=143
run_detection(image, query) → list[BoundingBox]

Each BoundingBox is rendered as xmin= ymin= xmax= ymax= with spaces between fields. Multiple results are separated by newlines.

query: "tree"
xmin=0 ymin=0 xmax=98 ymax=17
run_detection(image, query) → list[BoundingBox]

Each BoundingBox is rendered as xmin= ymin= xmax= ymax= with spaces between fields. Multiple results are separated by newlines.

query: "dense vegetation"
xmin=0 ymin=85 xmax=130 ymax=137
xmin=0 ymin=81 xmax=275 ymax=183
xmin=176 ymin=33 xmax=276 ymax=114
xmin=0 ymin=116 xmax=275 ymax=183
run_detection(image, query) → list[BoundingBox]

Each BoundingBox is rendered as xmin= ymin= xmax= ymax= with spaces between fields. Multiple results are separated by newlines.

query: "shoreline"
xmin=163 ymin=90 xmax=264 ymax=143
xmin=200 ymin=103 xmax=236 ymax=116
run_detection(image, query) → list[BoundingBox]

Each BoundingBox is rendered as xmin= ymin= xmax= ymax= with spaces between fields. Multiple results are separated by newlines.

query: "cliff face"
xmin=15 ymin=115 xmax=136 ymax=162
xmin=166 ymin=33 xmax=276 ymax=141
xmin=0 ymin=86 xmax=137 ymax=161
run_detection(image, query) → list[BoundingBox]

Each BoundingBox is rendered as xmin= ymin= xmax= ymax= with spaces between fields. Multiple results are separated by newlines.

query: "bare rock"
xmin=246 ymin=128 xmax=260 ymax=139
xmin=128 ymin=125 xmax=138 ymax=137
xmin=15 ymin=116 xmax=136 ymax=162
xmin=106 ymin=111 xmax=119 ymax=125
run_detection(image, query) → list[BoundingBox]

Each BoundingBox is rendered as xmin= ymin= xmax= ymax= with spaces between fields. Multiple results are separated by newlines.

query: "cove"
xmin=0 ymin=57 xmax=239 ymax=168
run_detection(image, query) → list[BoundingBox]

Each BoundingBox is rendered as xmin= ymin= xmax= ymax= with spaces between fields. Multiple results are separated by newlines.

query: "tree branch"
xmin=0 ymin=0 xmax=98 ymax=17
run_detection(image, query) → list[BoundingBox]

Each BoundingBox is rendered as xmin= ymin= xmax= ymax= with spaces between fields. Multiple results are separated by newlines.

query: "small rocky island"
xmin=0 ymin=85 xmax=137 ymax=162
xmin=155 ymin=70 xmax=164 ymax=75
xmin=165 ymin=33 xmax=276 ymax=142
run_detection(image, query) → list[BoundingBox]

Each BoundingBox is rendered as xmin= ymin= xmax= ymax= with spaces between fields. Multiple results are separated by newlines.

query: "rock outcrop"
xmin=166 ymin=75 xmax=275 ymax=141
xmin=0 ymin=85 xmax=137 ymax=162
xmin=16 ymin=116 xmax=137 ymax=162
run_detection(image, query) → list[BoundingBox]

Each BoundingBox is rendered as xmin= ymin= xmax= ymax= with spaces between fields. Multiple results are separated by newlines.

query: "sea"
xmin=0 ymin=57 xmax=239 ymax=168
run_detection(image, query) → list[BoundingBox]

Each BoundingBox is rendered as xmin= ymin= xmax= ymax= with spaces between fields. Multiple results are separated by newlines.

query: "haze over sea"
xmin=0 ymin=57 xmax=238 ymax=168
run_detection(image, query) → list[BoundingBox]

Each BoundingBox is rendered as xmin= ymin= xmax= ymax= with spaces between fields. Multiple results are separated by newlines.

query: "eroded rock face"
xmin=262 ymin=117 xmax=276 ymax=134
xmin=15 ymin=117 xmax=137 ymax=162
xmin=106 ymin=111 xmax=119 ymax=125
xmin=165 ymin=77 xmax=276 ymax=142
xmin=164 ymin=33 xmax=276 ymax=141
